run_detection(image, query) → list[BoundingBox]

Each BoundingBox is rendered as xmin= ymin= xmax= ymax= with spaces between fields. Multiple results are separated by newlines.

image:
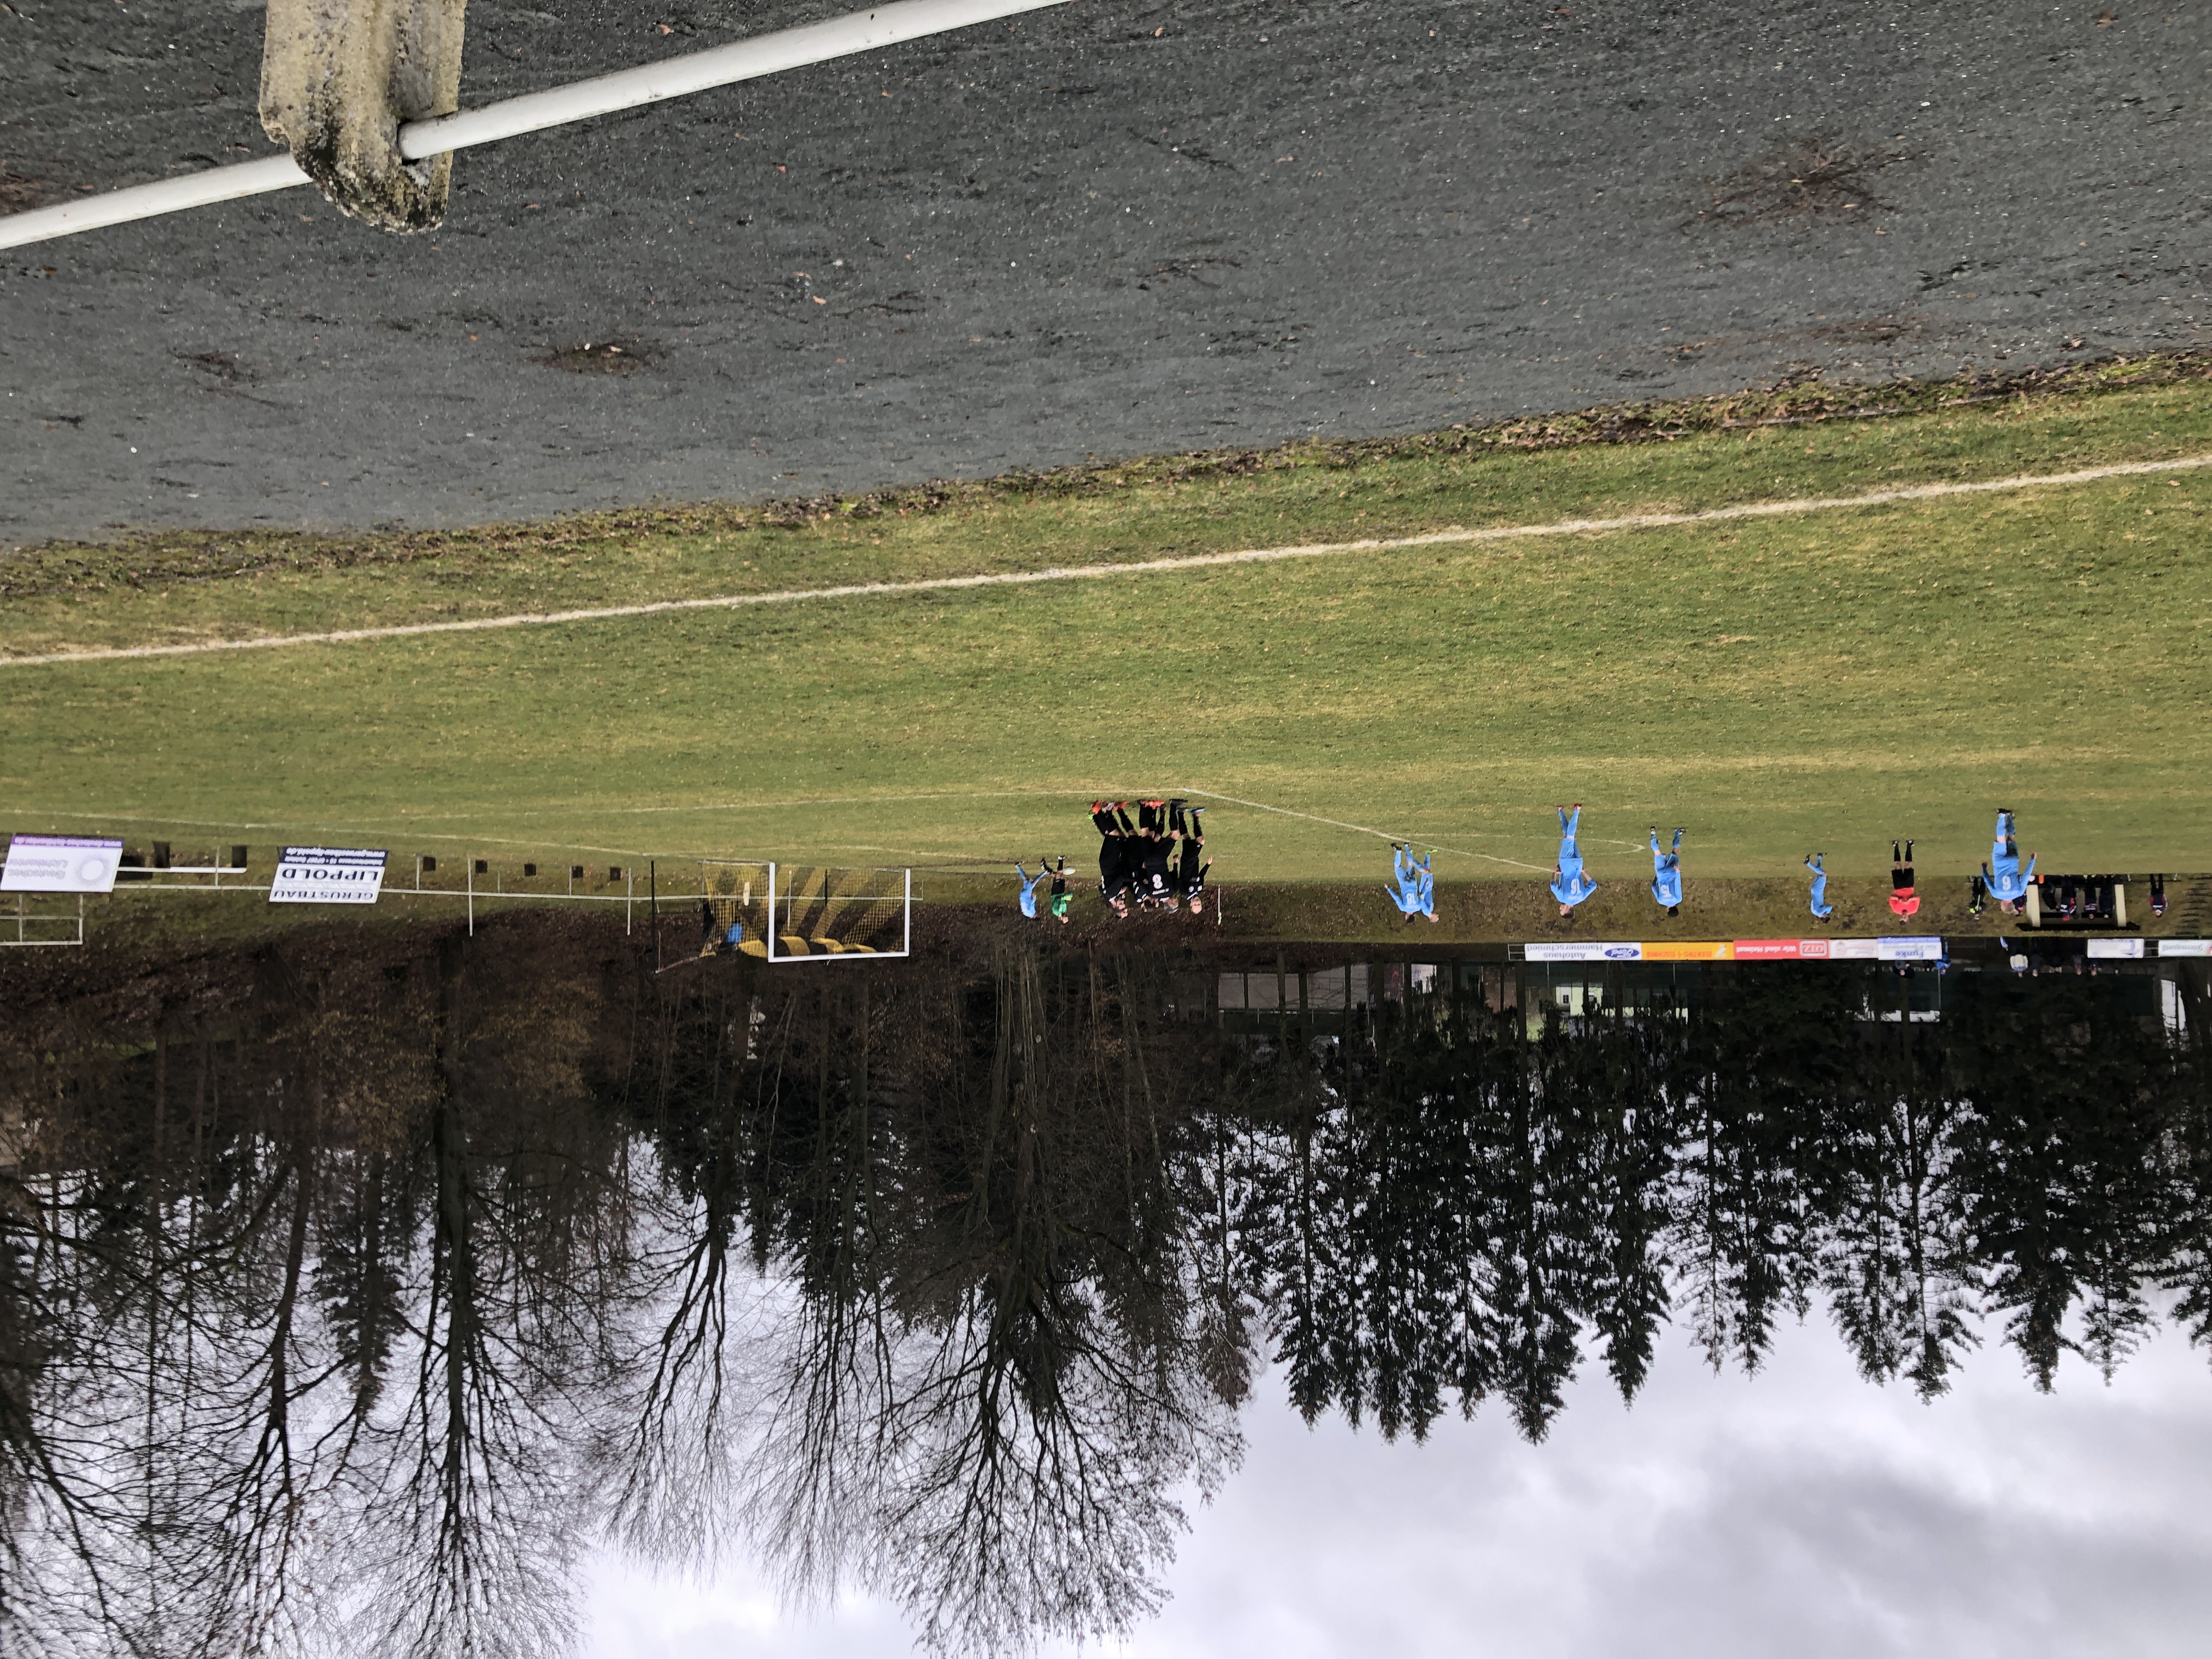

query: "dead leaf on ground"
xmin=1694 ymin=137 xmax=1906 ymax=228
xmin=539 ymin=337 xmax=661 ymax=376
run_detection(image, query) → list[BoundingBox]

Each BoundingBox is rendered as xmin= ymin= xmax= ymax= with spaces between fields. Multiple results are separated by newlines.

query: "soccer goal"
xmin=696 ymin=861 xmax=911 ymax=963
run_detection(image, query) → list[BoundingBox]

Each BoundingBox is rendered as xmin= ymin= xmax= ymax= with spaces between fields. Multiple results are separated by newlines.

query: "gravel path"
xmin=2 ymin=0 xmax=2205 ymax=548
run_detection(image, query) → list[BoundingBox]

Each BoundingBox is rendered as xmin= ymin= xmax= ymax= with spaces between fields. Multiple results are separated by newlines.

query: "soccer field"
xmin=3 ymin=363 xmax=2207 ymax=888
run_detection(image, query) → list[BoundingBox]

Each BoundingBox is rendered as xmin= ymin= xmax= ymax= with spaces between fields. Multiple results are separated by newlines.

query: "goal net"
xmin=696 ymin=861 xmax=911 ymax=962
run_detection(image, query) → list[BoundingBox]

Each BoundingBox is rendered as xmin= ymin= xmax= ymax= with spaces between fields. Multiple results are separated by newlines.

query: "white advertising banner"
xmin=1876 ymin=936 xmax=1946 ymax=962
xmin=1827 ymin=939 xmax=1882 ymax=960
xmin=2086 ymin=938 xmax=2146 ymax=960
xmin=2158 ymin=939 xmax=2212 ymax=958
xmin=2 ymin=834 xmax=124 ymax=893
xmin=1523 ymin=941 xmax=1643 ymax=963
xmin=270 ymin=847 xmax=387 ymax=905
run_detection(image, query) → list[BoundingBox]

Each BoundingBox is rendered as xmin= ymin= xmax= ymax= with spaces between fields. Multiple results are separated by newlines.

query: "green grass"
xmin=3 ymin=358 xmax=2208 ymax=895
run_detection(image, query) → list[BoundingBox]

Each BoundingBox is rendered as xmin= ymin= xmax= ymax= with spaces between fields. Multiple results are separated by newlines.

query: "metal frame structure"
xmin=4 ymin=894 xmax=86 ymax=948
xmin=0 ymin=0 xmax=1070 ymax=252
xmin=764 ymin=864 xmax=913 ymax=964
xmin=7 ymin=843 xmax=912 ymax=956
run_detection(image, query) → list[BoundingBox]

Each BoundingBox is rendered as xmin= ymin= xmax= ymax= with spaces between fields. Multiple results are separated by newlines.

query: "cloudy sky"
xmin=583 ymin=1311 xmax=2212 ymax=1659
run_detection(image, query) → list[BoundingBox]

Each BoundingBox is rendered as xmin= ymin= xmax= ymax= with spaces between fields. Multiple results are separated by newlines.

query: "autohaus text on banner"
xmin=2 ymin=834 xmax=124 ymax=893
xmin=270 ymin=847 xmax=388 ymax=904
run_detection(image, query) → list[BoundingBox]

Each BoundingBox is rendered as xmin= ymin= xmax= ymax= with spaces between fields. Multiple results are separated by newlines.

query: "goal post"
xmin=761 ymin=863 xmax=912 ymax=963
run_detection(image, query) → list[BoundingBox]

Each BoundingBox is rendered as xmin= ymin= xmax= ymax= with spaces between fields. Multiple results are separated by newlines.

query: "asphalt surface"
xmin=2 ymin=0 xmax=2205 ymax=549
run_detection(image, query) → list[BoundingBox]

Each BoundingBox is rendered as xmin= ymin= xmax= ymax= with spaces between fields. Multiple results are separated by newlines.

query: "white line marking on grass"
xmin=1178 ymin=788 xmax=1553 ymax=872
xmin=10 ymin=452 xmax=2204 ymax=669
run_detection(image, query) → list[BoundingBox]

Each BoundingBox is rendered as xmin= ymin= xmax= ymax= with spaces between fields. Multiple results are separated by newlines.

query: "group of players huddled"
xmin=1095 ymin=799 xmax=1209 ymax=917
xmin=1020 ymin=798 xmax=1209 ymax=922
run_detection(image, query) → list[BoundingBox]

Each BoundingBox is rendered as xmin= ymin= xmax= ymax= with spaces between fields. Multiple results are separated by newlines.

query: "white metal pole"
xmin=0 ymin=0 xmax=1071 ymax=252
xmin=903 ymin=867 xmax=912 ymax=956
xmin=765 ymin=862 xmax=776 ymax=961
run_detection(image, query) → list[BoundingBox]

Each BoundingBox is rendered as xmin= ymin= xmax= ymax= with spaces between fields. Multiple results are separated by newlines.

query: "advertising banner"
xmin=2086 ymin=938 xmax=2146 ymax=960
xmin=269 ymin=847 xmax=388 ymax=905
xmin=1643 ymin=941 xmax=1735 ymax=961
xmin=1733 ymin=939 xmax=1836 ymax=961
xmin=1523 ymin=941 xmax=1643 ymax=963
xmin=1 ymin=834 xmax=123 ymax=893
xmin=1876 ymin=936 xmax=1945 ymax=962
xmin=1522 ymin=939 xmax=1948 ymax=964
xmin=1733 ymin=940 xmax=1798 ymax=961
xmin=2158 ymin=939 xmax=2212 ymax=958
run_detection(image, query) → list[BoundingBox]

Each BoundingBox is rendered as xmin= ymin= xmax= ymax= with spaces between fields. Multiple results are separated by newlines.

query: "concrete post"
xmin=259 ymin=0 xmax=466 ymax=231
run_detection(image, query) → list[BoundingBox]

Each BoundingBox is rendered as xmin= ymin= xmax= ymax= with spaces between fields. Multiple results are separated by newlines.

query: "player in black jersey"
xmin=1132 ymin=832 xmax=1176 ymax=909
xmin=1169 ymin=800 xmax=1209 ymax=913
xmin=1093 ymin=802 xmax=1135 ymax=917
xmin=1098 ymin=842 xmax=1133 ymax=917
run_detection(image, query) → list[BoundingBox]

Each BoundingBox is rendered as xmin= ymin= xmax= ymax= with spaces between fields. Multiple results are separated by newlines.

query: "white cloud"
xmin=585 ymin=1318 xmax=2212 ymax=1658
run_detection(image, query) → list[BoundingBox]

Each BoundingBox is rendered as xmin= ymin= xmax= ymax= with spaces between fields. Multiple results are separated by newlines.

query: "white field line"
xmin=1178 ymin=788 xmax=1554 ymax=872
xmin=8 ymin=452 xmax=2204 ymax=670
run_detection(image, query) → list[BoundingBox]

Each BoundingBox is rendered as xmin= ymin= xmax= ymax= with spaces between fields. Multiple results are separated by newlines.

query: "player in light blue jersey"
xmin=1550 ymin=805 xmax=1598 ymax=915
xmin=1388 ymin=844 xmax=1437 ymax=924
xmin=1982 ymin=809 xmax=2036 ymax=914
xmin=1649 ymin=826 xmax=1684 ymax=916
xmin=1014 ymin=862 xmax=1048 ymax=919
xmin=1805 ymin=853 xmax=1834 ymax=921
